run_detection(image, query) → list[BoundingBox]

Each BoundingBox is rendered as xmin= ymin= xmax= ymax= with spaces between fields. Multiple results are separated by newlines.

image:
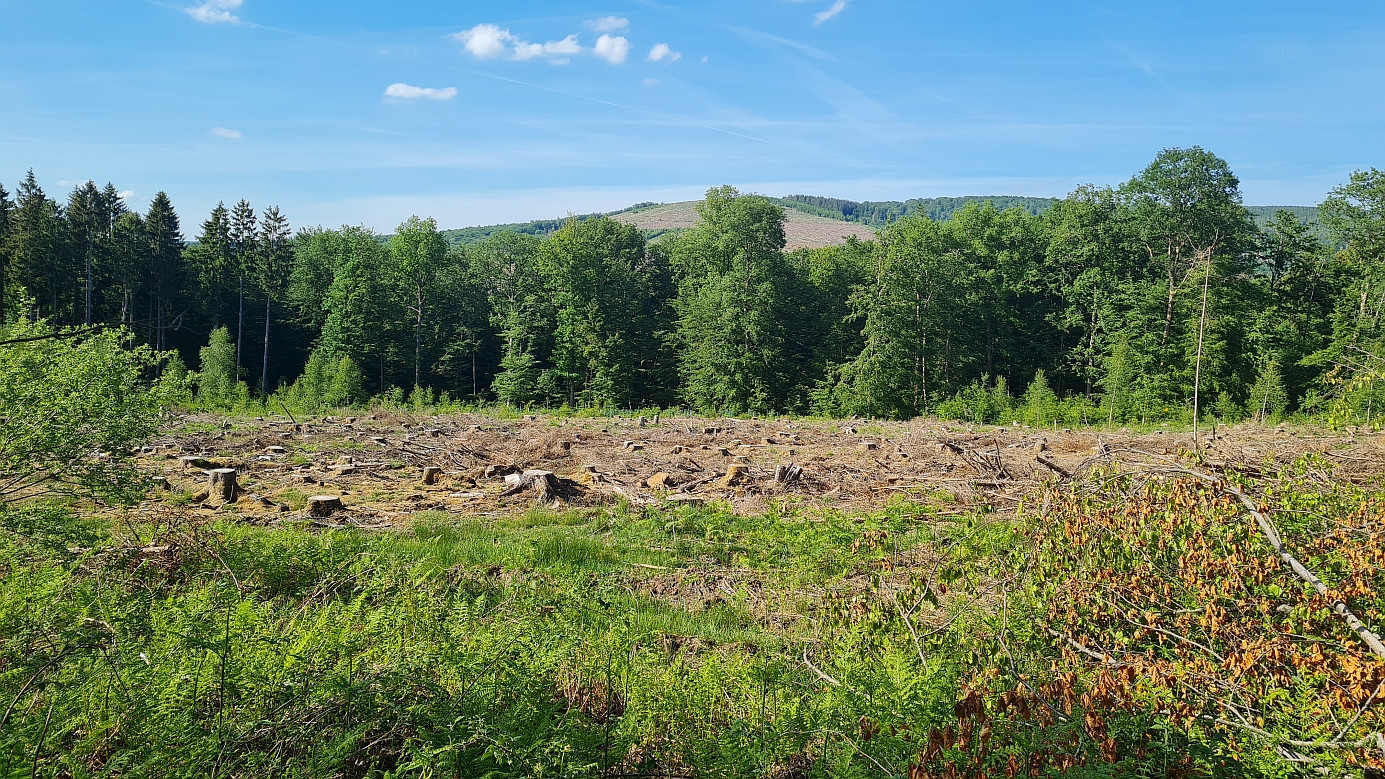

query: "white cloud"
xmin=585 ymin=16 xmax=629 ymax=33
xmin=543 ymin=35 xmax=584 ymax=56
xmin=593 ymin=34 xmax=631 ymax=65
xmin=384 ymin=83 xmax=458 ymax=100
xmin=455 ymin=25 xmax=588 ymax=63
xmin=814 ymin=0 xmax=848 ymax=24
xmin=452 ymin=23 xmax=511 ymax=59
xmin=641 ymin=78 xmax=659 ymax=87
xmin=511 ymin=41 xmax=544 ymax=60
xmin=701 ymin=56 xmax=709 ymax=64
xmin=514 ymin=34 xmax=583 ymax=60
xmin=117 ymin=190 xmax=135 ymax=201
xmin=211 ymin=126 xmax=242 ymax=139
xmin=185 ymin=0 xmax=242 ymax=24
xmin=647 ymin=43 xmax=681 ymax=63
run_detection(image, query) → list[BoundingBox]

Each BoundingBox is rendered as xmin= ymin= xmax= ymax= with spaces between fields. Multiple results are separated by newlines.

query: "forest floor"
xmin=138 ymin=410 xmax=1385 ymax=528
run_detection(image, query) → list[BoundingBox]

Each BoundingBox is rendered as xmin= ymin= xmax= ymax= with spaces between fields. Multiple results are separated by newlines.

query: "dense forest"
xmin=1 ymin=147 xmax=1381 ymax=425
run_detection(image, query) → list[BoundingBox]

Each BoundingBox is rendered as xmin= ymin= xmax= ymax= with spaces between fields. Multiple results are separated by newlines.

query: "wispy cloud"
xmin=384 ymin=83 xmax=458 ymax=100
xmin=211 ymin=126 xmax=242 ymax=139
xmin=642 ymin=78 xmax=660 ymax=87
xmin=185 ymin=0 xmax=242 ymax=24
xmin=593 ymin=34 xmax=631 ymax=65
xmin=813 ymin=0 xmax=848 ymax=25
xmin=727 ymin=26 xmax=839 ymax=62
xmin=647 ymin=43 xmax=682 ymax=63
xmin=117 ymin=190 xmax=135 ymax=201
xmin=585 ymin=16 xmax=629 ymax=33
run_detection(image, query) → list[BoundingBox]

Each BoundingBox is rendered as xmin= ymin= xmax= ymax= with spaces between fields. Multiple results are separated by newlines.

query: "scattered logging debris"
xmin=144 ymin=411 xmax=1381 ymax=523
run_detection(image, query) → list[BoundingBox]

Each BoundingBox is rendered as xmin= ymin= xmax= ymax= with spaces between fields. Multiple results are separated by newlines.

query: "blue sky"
xmin=1 ymin=1 xmax=1381 ymax=233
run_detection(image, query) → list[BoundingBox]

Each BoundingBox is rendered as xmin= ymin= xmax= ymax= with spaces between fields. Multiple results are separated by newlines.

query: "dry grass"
xmin=137 ymin=412 xmax=1383 ymax=527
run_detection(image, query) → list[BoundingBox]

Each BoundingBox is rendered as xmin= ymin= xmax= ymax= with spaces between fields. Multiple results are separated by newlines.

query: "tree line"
xmin=1 ymin=148 xmax=1381 ymax=424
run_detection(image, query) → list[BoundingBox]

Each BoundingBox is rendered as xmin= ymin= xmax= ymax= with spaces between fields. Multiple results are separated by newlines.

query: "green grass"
xmin=0 ymin=499 xmax=982 ymax=778
xmin=3 ymin=476 xmax=1349 ymax=777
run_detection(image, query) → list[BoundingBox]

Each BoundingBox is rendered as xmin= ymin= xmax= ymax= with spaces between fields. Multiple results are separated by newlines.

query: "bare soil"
xmin=137 ymin=412 xmax=1385 ymax=527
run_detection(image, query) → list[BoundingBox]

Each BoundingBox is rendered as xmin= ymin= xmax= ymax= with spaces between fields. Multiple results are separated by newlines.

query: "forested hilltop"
xmin=1 ymin=147 xmax=1380 ymax=426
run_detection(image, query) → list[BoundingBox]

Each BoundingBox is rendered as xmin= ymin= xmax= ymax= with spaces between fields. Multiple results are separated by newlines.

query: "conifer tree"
xmin=189 ymin=202 xmax=233 ymax=329
xmin=255 ymin=206 xmax=292 ymax=396
xmin=143 ymin=192 xmax=184 ymax=350
xmin=229 ymin=199 xmax=258 ymax=375
xmin=0 ymin=182 xmax=11 ymax=324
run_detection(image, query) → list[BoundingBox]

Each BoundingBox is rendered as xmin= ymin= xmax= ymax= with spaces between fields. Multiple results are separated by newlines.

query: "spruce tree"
xmin=143 ymin=192 xmax=184 ymax=350
xmin=0 ymin=182 xmax=11 ymax=324
xmin=255 ymin=206 xmax=292 ymax=396
xmin=229 ymin=199 xmax=258 ymax=375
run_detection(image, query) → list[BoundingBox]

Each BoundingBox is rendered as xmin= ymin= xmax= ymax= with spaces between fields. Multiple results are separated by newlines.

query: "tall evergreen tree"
xmin=65 ymin=181 xmax=104 ymax=326
xmin=0 ymin=182 xmax=14 ymax=325
xmin=229 ymin=199 xmax=258 ymax=375
xmin=95 ymin=183 xmax=129 ymax=323
xmin=188 ymin=202 xmax=233 ymax=330
xmin=255 ymin=205 xmax=292 ymax=395
xmin=9 ymin=171 xmax=69 ymax=323
xmin=143 ymin=192 xmax=184 ymax=350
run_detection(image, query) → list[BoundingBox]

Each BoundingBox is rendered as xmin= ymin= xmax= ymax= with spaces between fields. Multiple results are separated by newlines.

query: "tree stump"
xmin=181 ymin=456 xmax=215 ymax=471
xmin=208 ymin=468 xmax=238 ymax=503
xmin=718 ymin=465 xmax=749 ymax=488
xmin=499 ymin=469 xmax=572 ymax=501
xmin=774 ymin=463 xmax=803 ymax=486
xmin=422 ymin=466 xmax=443 ymax=486
xmin=307 ymin=495 xmax=345 ymax=517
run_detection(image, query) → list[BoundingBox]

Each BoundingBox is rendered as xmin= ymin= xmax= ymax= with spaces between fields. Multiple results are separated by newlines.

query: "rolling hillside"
xmin=437 ymin=195 xmax=1322 ymax=248
xmin=613 ymin=201 xmax=877 ymax=250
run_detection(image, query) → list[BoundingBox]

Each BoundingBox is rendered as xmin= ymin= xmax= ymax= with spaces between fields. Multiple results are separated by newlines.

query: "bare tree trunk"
xmin=84 ymin=239 xmax=92 ymax=326
xmin=1192 ymin=250 xmax=1212 ymax=454
xmin=260 ymin=296 xmax=270 ymax=397
xmin=236 ymin=275 xmax=244 ymax=377
xmin=414 ymin=290 xmax=423 ymax=389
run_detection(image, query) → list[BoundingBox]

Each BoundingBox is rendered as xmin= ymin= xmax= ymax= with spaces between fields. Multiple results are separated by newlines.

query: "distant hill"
xmin=613 ymin=201 xmax=877 ymax=251
xmin=1245 ymin=205 xmax=1325 ymax=234
xmin=436 ymin=195 xmax=1323 ymax=249
xmin=776 ymin=195 xmax=1060 ymax=225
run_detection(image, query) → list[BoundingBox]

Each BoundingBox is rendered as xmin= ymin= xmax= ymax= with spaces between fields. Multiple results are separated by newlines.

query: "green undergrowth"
xmin=3 ymin=477 xmax=1359 ymax=777
xmin=0 ymin=500 xmax=998 ymax=778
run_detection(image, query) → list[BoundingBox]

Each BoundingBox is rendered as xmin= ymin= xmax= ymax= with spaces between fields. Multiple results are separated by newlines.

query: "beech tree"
xmin=670 ymin=187 xmax=795 ymax=413
xmin=537 ymin=216 xmax=649 ymax=407
xmin=388 ymin=216 xmax=457 ymax=390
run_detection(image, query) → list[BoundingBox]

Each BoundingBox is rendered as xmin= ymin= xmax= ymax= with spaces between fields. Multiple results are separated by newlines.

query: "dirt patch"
xmin=136 ymin=413 xmax=1384 ymax=526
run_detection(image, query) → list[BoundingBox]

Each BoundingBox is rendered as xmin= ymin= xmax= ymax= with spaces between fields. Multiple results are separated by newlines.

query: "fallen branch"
xmin=1142 ymin=459 xmax=1385 ymax=660
xmin=1035 ymin=455 xmax=1072 ymax=480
